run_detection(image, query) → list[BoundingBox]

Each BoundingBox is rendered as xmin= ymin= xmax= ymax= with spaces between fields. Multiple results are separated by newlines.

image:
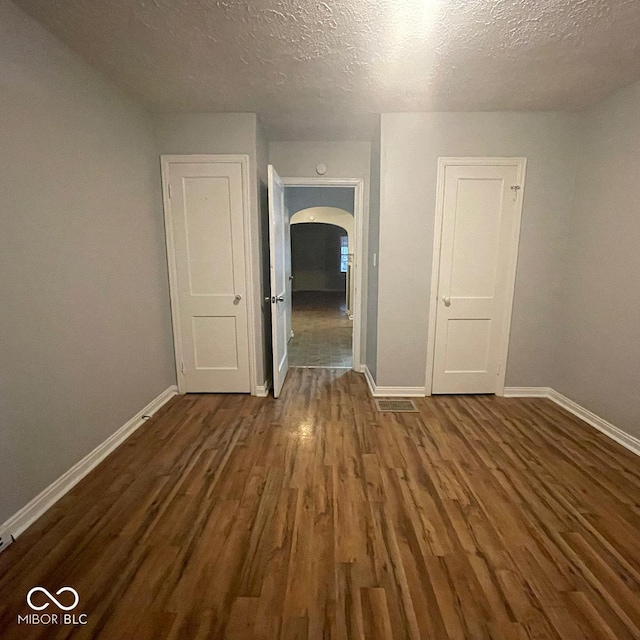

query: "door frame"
xmin=160 ymin=154 xmax=257 ymax=395
xmin=280 ymin=177 xmax=365 ymax=371
xmin=424 ymin=157 xmax=527 ymax=396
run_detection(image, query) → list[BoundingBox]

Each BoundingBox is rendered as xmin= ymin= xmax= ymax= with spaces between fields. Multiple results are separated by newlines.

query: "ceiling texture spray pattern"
xmin=13 ymin=0 xmax=640 ymax=138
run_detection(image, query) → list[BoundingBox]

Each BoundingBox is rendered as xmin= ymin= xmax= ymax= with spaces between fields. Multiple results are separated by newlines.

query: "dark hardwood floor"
xmin=1 ymin=369 xmax=640 ymax=639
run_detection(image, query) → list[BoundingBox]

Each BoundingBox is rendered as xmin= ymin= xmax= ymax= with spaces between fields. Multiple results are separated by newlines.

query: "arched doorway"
xmin=290 ymin=207 xmax=354 ymax=316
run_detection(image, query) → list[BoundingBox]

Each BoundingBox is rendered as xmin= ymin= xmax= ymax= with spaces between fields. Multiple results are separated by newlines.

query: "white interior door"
xmin=163 ymin=158 xmax=250 ymax=393
xmin=268 ymin=165 xmax=289 ymax=398
xmin=432 ymin=160 xmax=525 ymax=394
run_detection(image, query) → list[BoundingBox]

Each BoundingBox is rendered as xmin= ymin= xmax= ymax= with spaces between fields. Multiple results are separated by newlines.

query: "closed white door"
xmin=432 ymin=160 xmax=525 ymax=394
xmin=268 ymin=165 xmax=289 ymax=398
xmin=163 ymin=158 xmax=251 ymax=393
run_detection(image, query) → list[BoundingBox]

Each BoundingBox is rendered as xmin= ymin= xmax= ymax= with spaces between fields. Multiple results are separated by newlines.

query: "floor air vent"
xmin=375 ymin=399 xmax=419 ymax=413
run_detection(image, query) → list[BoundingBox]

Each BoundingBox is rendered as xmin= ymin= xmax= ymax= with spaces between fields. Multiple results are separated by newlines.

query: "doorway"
xmin=267 ymin=170 xmax=365 ymax=397
xmin=285 ymin=187 xmax=355 ymax=368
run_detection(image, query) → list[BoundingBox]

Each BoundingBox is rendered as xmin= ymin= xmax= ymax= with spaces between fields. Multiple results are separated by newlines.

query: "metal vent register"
xmin=374 ymin=399 xmax=419 ymax=413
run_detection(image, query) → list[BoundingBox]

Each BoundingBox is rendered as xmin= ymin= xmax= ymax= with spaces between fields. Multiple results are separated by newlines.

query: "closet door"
xmin=163 ymin=157 xmax=251 ymax=393
xmin=432 ymin=159 xmax=525 ymax=394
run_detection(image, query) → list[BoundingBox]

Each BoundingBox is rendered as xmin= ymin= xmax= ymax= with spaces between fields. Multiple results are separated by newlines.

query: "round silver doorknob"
xmin=443 ymin=296 xmax=451 ymax=307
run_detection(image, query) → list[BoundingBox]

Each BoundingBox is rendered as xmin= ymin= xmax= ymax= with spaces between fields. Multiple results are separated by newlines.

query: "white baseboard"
xmin=547 ymin=389 xmax=640 ymax=457
xmin=363 ymin=365 xmax=376 ymax=395
xmin=255 ymin=378 xmax=271 ymax=397
xmin=504 ymin=386 xmax=640 ymax=458
xmin=373 ymin=387 xmax=427 ymax=398
xmin=503 ymin=386 xmax=553 ymax=398
xmin=0 ymin=385 xmax=178 ymax=542
xmin=363 ymin=366 xmax=426 ymax=398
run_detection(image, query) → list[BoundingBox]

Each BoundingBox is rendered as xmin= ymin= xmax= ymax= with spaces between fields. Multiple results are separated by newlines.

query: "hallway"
xmin=288 ymin=292 xmax=353 ymax=368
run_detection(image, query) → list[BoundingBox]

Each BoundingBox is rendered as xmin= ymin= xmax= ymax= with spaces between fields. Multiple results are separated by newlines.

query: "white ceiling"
xmin=13 ymin=0 xmax=640 ymax=140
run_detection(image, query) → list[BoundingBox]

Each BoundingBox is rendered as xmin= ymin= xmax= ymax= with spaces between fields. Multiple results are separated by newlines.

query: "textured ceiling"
xmin=13 ymin=0 xmax=640 ymax=139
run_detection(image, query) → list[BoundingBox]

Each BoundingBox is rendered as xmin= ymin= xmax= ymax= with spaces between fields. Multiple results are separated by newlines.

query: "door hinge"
xmin=168 ymin=183 xmax=172 ymax=199
xmin=497 ymin=361 xmax=502 ymax=376
xmin=181 ymin=360 xmax=185 ymax=374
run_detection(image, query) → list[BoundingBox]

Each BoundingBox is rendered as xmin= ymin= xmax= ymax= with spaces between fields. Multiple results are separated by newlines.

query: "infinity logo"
xmin=26 ymin=587 xmax=79 ymax=611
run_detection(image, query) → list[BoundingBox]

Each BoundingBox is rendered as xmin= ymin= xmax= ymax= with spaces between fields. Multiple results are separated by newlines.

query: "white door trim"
xmin=425 ymin=157 xmax=527 ymax=396
xmin=160 ymin=154 xmax=257 ymax=395
xmin=280 ymin=177 xmax=365 ymax=372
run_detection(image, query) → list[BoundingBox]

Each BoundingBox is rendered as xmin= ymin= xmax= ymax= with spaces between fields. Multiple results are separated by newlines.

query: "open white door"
xmin=268 ymin=165 xmax=289 ymax=397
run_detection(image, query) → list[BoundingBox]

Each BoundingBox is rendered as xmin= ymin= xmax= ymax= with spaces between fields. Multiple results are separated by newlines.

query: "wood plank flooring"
xmin=288 ymin=292 xmax=353 ymax=368
xmin=1 ymin=368 xmax=640 ymax=639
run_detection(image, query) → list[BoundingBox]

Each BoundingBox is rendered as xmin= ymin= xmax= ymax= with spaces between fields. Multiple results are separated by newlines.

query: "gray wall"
xmin=269 ymin=141 xmax=371 ymax=366
xmin=152 ymin=113 xmax=257 ymax=154
xmin=255 ymin=119 xmax=272 ymax=384
xmin=555 ymin=80 xmax=640 ymax=439
xmin=377 ymin=112 xmax=577 ymax=388
xmin=0 ymin=0 xmax=175 ymax=525
xmin=285 ymin=187 xmax=354 ymax=215
xmin=366 ymin=120 xmax=381 ymax=378
xmin=152 ymin=112 xmax=267 ymax=388
xmin=269 ymin=141 xmax=372 ymax=183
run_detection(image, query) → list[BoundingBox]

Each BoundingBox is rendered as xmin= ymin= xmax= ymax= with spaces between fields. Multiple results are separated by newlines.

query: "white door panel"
xmin=165 ymin=159 xmax=251 ymax=393
xmin=268 ymin=165 xmax=289 ymax=398
xmin=432 ymin=162 xmax=524 ymax=394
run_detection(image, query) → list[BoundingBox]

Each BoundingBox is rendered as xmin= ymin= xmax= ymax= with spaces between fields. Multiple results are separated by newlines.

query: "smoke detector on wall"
xmin=315 ymin=163 xmax=327 ymax=175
